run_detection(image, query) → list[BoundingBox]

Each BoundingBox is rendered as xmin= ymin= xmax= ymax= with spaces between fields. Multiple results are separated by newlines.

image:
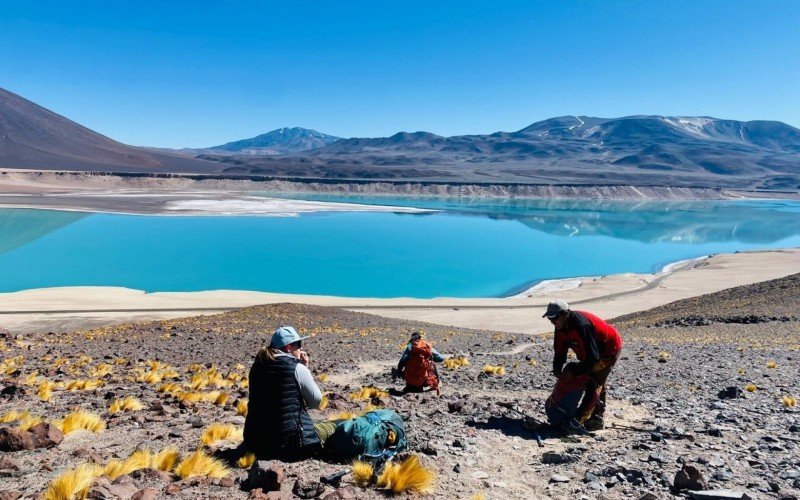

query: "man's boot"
xmin=584 ymin=416 xmax=604 ymax=431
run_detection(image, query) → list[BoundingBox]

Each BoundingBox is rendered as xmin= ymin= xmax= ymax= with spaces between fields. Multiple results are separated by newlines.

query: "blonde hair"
xmin=255 ymin=346 xmax=282 ymax=363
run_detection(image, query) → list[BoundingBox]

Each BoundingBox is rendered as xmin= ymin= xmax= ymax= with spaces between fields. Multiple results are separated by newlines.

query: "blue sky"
xmin=1 ymin=1 xmax=799 ymax=147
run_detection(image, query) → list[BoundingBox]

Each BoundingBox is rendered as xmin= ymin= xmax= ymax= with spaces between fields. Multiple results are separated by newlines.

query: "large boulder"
xmin=0 ymin=427 xmax=36 ymax=452
xmin=674 ymin=464 xmax=708 ymax=491
xmin=29 ymin=423 xmax=64 ymax=448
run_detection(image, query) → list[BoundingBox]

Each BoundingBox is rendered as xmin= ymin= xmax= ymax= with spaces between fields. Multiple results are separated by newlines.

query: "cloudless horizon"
xmin=2 ymin=0 xmax=799 ymax=148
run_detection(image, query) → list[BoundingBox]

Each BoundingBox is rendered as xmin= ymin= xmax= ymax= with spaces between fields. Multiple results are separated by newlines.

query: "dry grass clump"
xmin=0 ymin=355 xmax=25 ymax=375
xmin=18 ymin=413 xmax=44 ymax=431
xmin=236 ymin=452 xmax=256 ymax=468
xmin=350 ymin=386 xmax=389 ymax=401
xmin=376 ymin=454 xmax=435 ymax=494
xmin=108 ymin=396 xmax=144 ymax=414
xmin=157 ymin=383 xmax=181 ymax=394
xmin=42 ymin=463 xmax=103 ymax=500
xmin=236 ymin=399 xmax=248 ymax=416
xmin=65 ymin=379 xmax=104 ymax=391
xmin=318 ymin=372 xmax=329 ymax=382
xmin=444 ymin=356 xmax=469 ymax=369
xmin=319 ymin=394 xmax=329 ymax=410
xmin=200 ymin=423 xmax=243 ymax=446
xmin=213 ymin=393 xmax=229 ymax=406
xmin=174 ymin=449 xmax=231 ymax=479
xmin=766 ymin=360 xmax=778 ymax=369
xmin=528 ymin=359 xmax=537 ymax=366
xmin=352 ymin=460 xmax=374 ymax=487
xmin=152 ymin=447 xmax=181 ymax=472
xmin=189 ymin=366 xmax=231 ymax=390
xmin=103 ymin=449 xmax=152 ymax=479
xmin=329 ymin=411 xmax=358 ymax=421
xmin=745 ymin=383 xmax=757 ymax=392
xmin=88 ymin=363 xmax=114 ymax=377
xmin=37 ymin=380 xmax=56 ymax=402
xmin=784 ymin=395 xmax=797 ymax=407
xmin=0 ymin=410 xmax=27 ymax=423
xmin=53 ymin=410 xmax=106 ymax=434
xmin=482 ymin=365 xmax=506 ymax=375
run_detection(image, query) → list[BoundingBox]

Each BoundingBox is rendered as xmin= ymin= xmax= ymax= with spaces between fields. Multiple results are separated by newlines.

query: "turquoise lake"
xmin=1 ymin=198 xmax=799 ymax=298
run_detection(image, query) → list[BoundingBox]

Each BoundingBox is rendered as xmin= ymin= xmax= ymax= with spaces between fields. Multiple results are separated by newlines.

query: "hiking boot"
xmin=557 ymin=418 xmax=587 ymax=436
xmin=584 ymin=416 xmax=605 ymax=431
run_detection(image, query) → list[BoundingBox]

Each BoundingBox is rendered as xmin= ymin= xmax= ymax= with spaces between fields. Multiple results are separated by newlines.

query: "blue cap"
xmin=270 ymin=326 xmax=309 ymax=348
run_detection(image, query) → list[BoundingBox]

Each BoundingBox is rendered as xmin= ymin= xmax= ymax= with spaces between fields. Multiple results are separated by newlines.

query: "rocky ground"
xmin=0 ymin=275 xmax=798 ymax=499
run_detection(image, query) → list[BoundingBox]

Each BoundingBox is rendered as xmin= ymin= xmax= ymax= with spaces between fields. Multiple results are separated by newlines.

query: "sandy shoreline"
xmin=1 ymin=248 xmax=798 ymax=336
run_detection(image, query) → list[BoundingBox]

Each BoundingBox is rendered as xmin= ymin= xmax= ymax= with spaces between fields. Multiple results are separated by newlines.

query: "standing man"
xmin=543 ymin=300 xmax=623 ymax=432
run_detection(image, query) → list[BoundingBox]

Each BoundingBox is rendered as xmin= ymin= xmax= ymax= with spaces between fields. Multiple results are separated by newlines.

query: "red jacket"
xmin=553 ymin=310 xmax=623 ymax=375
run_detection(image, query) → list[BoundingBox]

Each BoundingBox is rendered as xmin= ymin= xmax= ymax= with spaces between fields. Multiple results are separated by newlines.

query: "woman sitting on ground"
xmin=243 ymin=326 xmax=327 ymax=461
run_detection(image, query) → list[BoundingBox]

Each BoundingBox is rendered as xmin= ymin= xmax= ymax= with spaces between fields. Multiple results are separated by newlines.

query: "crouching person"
xmin=396 ymin=332 xmax=444 ymax=395
xmin=244 ymin=326 xmax=325 ymax=462
xmin=543 ymin=300 xmax=623 ymax=433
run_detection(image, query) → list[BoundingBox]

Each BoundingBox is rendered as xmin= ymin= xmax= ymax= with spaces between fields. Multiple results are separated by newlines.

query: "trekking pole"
xmin=320 ymin=470 xmax=348 ymax=487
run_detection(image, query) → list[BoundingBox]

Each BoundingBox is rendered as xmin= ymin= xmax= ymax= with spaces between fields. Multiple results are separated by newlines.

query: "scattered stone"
xmin=674 ymin=464 xmax=708 ymax=491
xmin=0 ymin=457 xmax=20 ymax=471
xmin=28 ymin=423 xmax=64 ymax=448
xmin=218 ymin=477 xmax=235 ymax=488
xmin=131 ymin=488 xmax=159 ymax=500
xmin=549 ymin=474 xmax=570 ymax=483
xmin=638 ymin=493 xmax=659 ymax=500
xmin=447 ymin=401 xmax=464 ymax=413
xmin=718 ymin=387 xmax=743 ymax=400
xmin=0 ymin=491 xmax=22 ymax=500
xmin=322 ymin=486 xmax=358 ymax=499
xmin=292 ymin=478 xmax=325 ymax=498
xmin=542 ymin=451 xmax=574 ymax=464
xmin=0 ymin=427 xmax=36 ymax=452
xmin=247 ymin=462 xmax=285 ymax=491
xmin=88 ymin=476 xmax=140 ymax=499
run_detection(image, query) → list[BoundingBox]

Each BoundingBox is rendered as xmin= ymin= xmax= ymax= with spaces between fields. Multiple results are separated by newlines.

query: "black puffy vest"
xmin=243 ymin=354 xmax=321 ymax=461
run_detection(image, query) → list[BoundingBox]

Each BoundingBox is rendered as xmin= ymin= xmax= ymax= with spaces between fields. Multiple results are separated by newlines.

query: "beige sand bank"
xmin=1 ymin=249 xmax=798 ymax=335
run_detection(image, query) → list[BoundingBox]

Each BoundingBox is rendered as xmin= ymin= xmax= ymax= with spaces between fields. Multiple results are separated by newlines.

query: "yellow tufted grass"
xmin=351 ymin=460 xmax=374 ymax=487
xmin=376 ymin=454 xmax=435 ymax=494
xmin=350 ymin=386 xmax=388 ymax=401
xmin=236 ymin=399 xmax=248 ymax=416
xmin=783 ymin=395 xmax=797 ymax=407
xmin=42 ymin=463 xmax=103 ymax=500
xmin=482 ymin=365 xmax=505 ymax=375
xmin=103 ymin=449 xmax=153 ymax=479
xmin=745 ymin=383 xmax=757 ymax=392
xmin=200 ymin=423 xmax=243 ymax=446
xmin=236 ymin=452 xmax=256 ymax=469
xmin=444 ymin=356 xmax=469 ymax=369
xmin=53 ymin=410 xmax=106 ymax=435
xmin=38 ymin=380 xmax=56 ymax=402
xmin=65 ymin=379 xmax=104 ymax=391
xmin=766 ymin=360 xmax=777 ymax=369
xmin=328 ymin=411 xmax=357 ymax=421
xmin=108 ymin=396 xmax=144 ymax=414
xmin=0 ymin=410 xmax=26 ymax=423
xmin=17 ymin=414 xmax=44 ymax=431
xmin=157 ymin=383 xmax=181 ymax=394
xmin=213 ymin=393 xmax=229 ymax=406
xmin=174 ymin=449 xmax=231 ymax=480
xmin=152 ymin=447 xmax=180 ymax=472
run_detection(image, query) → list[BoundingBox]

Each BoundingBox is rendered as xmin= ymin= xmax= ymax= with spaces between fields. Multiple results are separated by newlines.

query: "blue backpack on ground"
xmin=326 ymin=409 xmax=407 ymax=462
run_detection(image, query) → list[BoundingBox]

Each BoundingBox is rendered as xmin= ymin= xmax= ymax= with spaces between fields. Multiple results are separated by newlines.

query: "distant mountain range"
xmin=0 ymin=88 xmax=217 ymax=173
xmin=0 ymin=87 xmax=798 ymax=190
xmin=208 ymin=127 xmax=341 ymax=155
